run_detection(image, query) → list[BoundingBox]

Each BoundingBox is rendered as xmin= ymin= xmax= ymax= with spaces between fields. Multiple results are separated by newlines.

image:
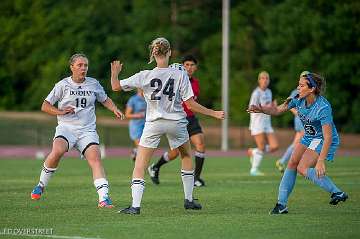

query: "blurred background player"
xmin=125 ymin=88 xmax=146 ymax=161
xmin=247 ymin=71 xmax=279 ymax=176
xmin=276 ymin=89 xmax=305 ymax=173
xmin=148 ymin=55 xmax=207 ymax=187
xmin=30 ymin=53 xmax=124 ymax=208
xmin=110 ymin=37 xmax=224 ymax=214
xmin=248 ymin=71 xmax=348 ymax=214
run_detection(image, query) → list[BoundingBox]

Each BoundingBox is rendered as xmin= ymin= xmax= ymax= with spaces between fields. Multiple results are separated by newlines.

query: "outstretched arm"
xmin=110 ymin=61 xmax=123 ymax=92
xmin=101 ymin=97 xmax=125 ymax=119
xmin=247 ymin=101 xmax=288 ymax=116
xmin=290 ymin=108 xmax=298 ymax=116
xmin=184 ymin=97 xmax=225 ymax=120
xmin=41 ymin=100 xmax=74 ymax=116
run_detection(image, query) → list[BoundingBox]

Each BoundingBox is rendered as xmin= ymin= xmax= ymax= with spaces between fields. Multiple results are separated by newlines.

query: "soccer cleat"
xmin=247 ymin=148 xmax=253 ymax=163
xmin=329 ymin=192 xmax=348 ymax=205
xmin=276 ymin=160 xmax=285 ymax=173
xmin=269 ymin=203 xmax=288 ymax=215
xmin=98 ymin=196 xmax=114 ymax=208
xmin=118 ymin=206 xmax=140 ymax=215
xmin=31 ymin=185 xmax=44 ymax=200
xmin=194 ymin=178 xmax=205 ymax=187
xmin=184 ymin=199 xmax=202 ymax=210
xmin=147 ymin=163 xmax=160 ymax=185
xmin=250 ymin=169 xmax=265 ymax=176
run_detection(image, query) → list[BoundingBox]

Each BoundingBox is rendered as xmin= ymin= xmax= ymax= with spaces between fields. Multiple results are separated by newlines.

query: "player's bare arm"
xmin=110 ymin=60 xmax=123 ymax=91
xmin=41 ymin=100 xmax=75 ymax=116
xmin=101 ymin=97 xmax=125 ymax=120
xmin=125 ymin=106 xmax=145 ymax=119
xmin=184 ymin=97 xmax=225 ymax=120
xmin=247 ymin=101 xmax=288 ymax=116
xmin=315 ymin=124 xmax=332 ymax=178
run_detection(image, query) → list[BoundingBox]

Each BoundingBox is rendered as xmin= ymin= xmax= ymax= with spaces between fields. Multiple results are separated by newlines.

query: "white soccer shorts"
xmin=250 ymin=120 xmax=274 ymax=136
xmin=54 ymin=125 xmax=100 ymax=155
xmin=139 ymin=118 xmax=189 ymax=150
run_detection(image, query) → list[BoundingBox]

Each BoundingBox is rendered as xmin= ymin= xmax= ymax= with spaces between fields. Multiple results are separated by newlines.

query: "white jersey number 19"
xmin=75 ymin=98 xmax=87 ymax=108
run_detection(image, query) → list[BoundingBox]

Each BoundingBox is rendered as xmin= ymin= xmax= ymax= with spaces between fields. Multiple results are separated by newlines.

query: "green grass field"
xmin=0 ymin=156 xmax=359 ymax=239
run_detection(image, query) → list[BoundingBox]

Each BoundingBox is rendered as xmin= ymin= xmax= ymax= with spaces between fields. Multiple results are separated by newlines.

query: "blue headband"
xmin=307 ymin=74 xmax=317 ymax=88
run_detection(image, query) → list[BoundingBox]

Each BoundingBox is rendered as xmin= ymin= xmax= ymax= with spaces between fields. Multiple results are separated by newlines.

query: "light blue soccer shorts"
xmin=300 ymin=136 xmax=339 ymax=161
xmin=129 ymin=122 xmax=145 ymax=141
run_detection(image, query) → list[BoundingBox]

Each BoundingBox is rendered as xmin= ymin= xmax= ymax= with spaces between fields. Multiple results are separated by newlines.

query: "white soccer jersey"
xmin=45 ymin=77 xmax=108 ymax=131
xmin=120 ymin=67 xmax=194 ymax=121
xmin=249 ymin=87 xmax=272 ymax=129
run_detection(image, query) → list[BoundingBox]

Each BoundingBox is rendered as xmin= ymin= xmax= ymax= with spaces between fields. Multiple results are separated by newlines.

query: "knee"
xmin=168 ymin=150 xmax=180 ymax=160
xmin=50 ymin=148 xmax=65 ymax=159
xmin=195 ymin=142 xmax=205 ymax=152
xmin=87 ymin=156 xmax=102 ymax=167
xmin=296 ymin=164 xmax=308 ymax=177
xmin=287 ymin=159 xmax=298 ymax=170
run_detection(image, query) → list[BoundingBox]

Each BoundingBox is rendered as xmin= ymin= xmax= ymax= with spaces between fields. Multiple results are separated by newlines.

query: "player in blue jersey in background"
xmin=276 ymin=89 xmax=304 ymax=172
xmin=248 ymin=71 xmax=348 ymax=214
xmin=125 ymin=89 xmax=146 ymax=161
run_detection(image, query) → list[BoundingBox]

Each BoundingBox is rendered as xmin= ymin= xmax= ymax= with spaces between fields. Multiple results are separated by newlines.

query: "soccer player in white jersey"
xmin=110 ymin=37 xmax=225 ymax=214
xmin=247 ymin=71 xmax=279 ymax=176
xmin=30 ymin=53 xmax=124 ymax=208
xmin=248 ymin=71 xmax=348 ymax=214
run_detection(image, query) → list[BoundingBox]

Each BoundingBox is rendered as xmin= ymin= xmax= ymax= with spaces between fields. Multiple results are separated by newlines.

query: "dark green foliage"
xmin=0 ymin=0 xmax=359 ymax=131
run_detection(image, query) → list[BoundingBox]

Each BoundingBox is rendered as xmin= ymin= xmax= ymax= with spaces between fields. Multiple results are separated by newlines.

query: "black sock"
xmin=153 ymin=156 xmax=168 ymax=170
xmin=194 ymin=155 xmax=205 ymax=179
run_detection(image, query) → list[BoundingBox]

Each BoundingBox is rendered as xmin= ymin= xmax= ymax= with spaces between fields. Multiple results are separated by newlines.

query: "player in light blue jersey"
xmin=248 ymin=71 xmax=348 ymax=214
xmin=276 ymin=89 xmax=304 ymax=172
xmin=125 ymin=89 xmax=146 ymax=161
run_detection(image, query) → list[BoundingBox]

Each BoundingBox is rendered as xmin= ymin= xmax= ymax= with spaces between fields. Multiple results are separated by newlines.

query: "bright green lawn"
xmin=0 ymin=156 xmax=359 ymax=239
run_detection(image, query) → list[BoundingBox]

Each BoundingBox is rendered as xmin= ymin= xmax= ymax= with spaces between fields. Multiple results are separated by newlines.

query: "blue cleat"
xmin=98 ymin=196 xmax=114 ymax=208
xmin=31 ymin=185 xmax=44 ymax=200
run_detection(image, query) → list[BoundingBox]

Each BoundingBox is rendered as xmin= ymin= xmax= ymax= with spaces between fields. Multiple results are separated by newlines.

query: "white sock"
xmin=251 ymin=149 xmax=264 ymax=171
xmin=181 ymin=170 xmax=194 ymax=201
xmin=131 ymin=178 xmax=145 ymax=208
xmin=265 ymin=145 xmax=270 ymax=153
xmin=38 ymin=163 xmax=57 ymax=187
xmin=94 ymin=178 xmax=109 ymax=202
xmin=163 ymin=151 xmax=170 ymax=161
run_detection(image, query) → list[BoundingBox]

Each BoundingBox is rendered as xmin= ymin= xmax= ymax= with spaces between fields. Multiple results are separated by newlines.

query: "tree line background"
xmin=0 ymin=0 xmax=359 ymax=132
